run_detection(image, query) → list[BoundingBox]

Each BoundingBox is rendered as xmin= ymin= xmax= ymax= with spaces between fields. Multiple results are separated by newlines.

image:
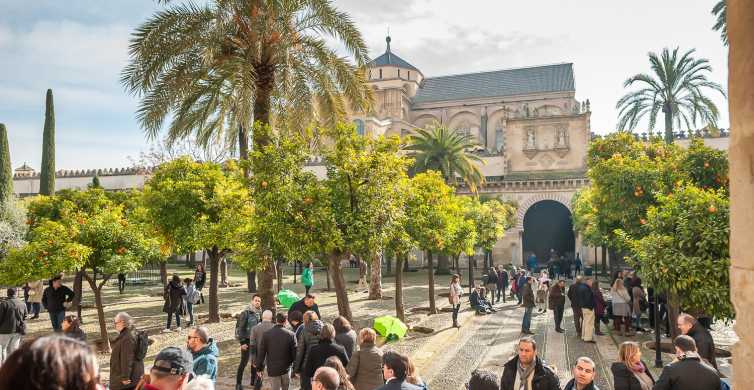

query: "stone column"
xmin=728 ymin=1 xmax=754 ymax=388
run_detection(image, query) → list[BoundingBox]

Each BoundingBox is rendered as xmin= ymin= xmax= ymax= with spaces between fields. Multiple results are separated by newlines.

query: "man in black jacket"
xmin=677 ymin=313 xmax=718 ymax=370
xmin=257 ymin=312 xmax=297 ymax=390
xmin=563 ymin=357 xmax=599 ymax=390
xmin=567 ymin=277 xmax=583 ymax=336
xmin=289 ymin=294 xmax=321 ymax=319
xmin=0 ymin=288 xmax=27 ymax=365
xmin=653 ymin=335 xmax=720 ymax=390
xmin=500 ymin=337 xmax=559 ymax=390
xmin=236 ymin=295 xmax=262 ymax=390
xmin=577 ymin=278 xmax=596 ymax=343
xmin=496 ymin=266 xmax=509 ymax=304
xmin=42 ymin=275 xmax=75 ymax=332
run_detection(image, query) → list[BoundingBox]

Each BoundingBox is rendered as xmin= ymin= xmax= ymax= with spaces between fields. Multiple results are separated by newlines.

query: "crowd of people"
xmin=0 ymin=256 xmax=729 ymax=390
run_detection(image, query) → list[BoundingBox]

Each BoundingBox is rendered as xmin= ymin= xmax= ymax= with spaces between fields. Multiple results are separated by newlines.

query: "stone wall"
xmin=728 ymin=1 xmax=753 ymax=388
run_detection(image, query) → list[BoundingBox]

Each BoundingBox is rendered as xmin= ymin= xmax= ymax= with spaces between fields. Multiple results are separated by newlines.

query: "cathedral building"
xmin=355 ymin=36 xmax=594 ymax=267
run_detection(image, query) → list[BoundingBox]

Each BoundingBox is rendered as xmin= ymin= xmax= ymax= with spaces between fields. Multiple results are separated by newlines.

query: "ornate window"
xmin=495 ymin=126 xmax=504 ymax=152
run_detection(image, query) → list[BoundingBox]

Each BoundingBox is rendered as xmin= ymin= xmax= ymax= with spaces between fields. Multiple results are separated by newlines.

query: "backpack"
xmin=187 ymin=288 xmax=201 ymax=305
xmin=134 ymin=330 xmax=150 ymax=361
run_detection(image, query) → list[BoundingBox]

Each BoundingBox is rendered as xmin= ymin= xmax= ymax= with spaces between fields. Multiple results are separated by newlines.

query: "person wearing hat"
xmin=138 ymin=347 xmax=194 ymax=390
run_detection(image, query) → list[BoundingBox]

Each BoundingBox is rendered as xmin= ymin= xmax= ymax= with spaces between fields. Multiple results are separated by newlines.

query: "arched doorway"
xmin=522 ymin=200 xmax=575 ymax=266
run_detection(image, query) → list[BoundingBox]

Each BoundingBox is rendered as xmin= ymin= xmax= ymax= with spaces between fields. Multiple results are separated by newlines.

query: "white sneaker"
xmin=176 ymin=327 xmax=182 ymax=332
xmin=161 ymin=328 xmax=172 ymax=333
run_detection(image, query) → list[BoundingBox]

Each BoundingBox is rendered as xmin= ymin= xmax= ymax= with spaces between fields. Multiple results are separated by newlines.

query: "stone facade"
xmin=728 ymin=1 xmax=753 ymax=387
xmin=355 ymin=37 xmax=594 ymax=267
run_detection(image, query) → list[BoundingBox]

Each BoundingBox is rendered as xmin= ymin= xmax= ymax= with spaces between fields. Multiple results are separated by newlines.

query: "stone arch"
xmin=534 ymin=104 xmax=564 ymax=117
xmin=413 ymin=113 xmax=440 ymax=129
xmin=515 ymin=193 xmax=573 ymax=229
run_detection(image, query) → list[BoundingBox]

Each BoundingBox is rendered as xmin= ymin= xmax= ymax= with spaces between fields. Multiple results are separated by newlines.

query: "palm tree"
xmin=122 ymin=0 xmax=372 ymax=309
xmin=405 ymin=123 xmax=485 ymax=192
xmin=616 ymin=48 xmax=725 ymax=144
xmin=712 ymin=0 xmax=727 ymax=46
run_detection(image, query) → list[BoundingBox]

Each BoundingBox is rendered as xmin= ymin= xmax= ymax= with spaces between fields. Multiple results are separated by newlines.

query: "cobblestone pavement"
xmin=419 ymin=285 xmax=617 ymax=390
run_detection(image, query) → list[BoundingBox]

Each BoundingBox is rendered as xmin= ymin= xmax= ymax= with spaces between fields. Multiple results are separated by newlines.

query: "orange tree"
xmin=1 ymin=189 xmax=161 ymax=351
xmin=143 ymin=158 xmax=252 ymax=322
xmin=404 ymin=171 xmax=456 ymax=314
xmin=574 ymin=133 xmax=731 ymax=331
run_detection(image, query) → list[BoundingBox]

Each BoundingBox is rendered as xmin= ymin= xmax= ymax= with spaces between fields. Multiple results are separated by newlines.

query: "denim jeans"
xmin=166 ymin=311 xmax=182 ymax=329
xmin=522 ymin=306 xmax=533 ymax=331
xmin=31 ymin=302 xmax=40 ymax=317
xmin=186 ymin=303 xmax=194 ymax=325
xmin=451 ymin=304 xmax=460 ymax=324
xmin=634 ymin=313 xmax=642 ymax=329
xmin=49 ymin=311 xmax=65 ymax=332
xmin=0 ymin=333 xmax=22 ymax=366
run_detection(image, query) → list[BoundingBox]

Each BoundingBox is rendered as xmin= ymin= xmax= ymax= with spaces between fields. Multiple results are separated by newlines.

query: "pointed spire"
xmin=386 ymin=35 xmax=391 ymax=53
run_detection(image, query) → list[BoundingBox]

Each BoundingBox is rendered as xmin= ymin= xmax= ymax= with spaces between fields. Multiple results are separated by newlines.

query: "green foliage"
xmin=143 ymin=157 xmax=252 ymax=255
xmin=0 ymin=189 xmax=159 ymax=285
xmin=405 ymin=123 xmax=485 ymax=192
xmin=40 ymin=89 xmax=55 ymax=195
xmin=319 ymin=124 xmax=410 ymax=258
xmin=680 ymin=139 xmax=729 ymax=191
xmin=90 ymin=175 xmax=101 ymax=189
xmin=617 ymin=185 xmax=731 ymax=320
xmin=234 ymin=124 xmax=326 ymax=269
xmin=1 ymin=221 xmax=90 ymax=285
xmin=579 ymin=133 xmax=683 ymax=244
xmin=575 ymin=132 xmax=733 ymax=320
xmin=0 ymin=124 xmax=12 ymax=204
xmin=616 ymin=48 xmax=725 ymax=143
xmin=712 ymin=0 xmax=728 ymax=46
xmin=473 ymin=198 xmax=516 ymax=252
xmin=404 ymin=171 xmax=456 ymax=253
xmin=121 ymin=0 xmax=372 ymax=149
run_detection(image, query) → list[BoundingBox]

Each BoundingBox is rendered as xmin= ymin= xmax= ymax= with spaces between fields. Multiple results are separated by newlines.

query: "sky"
xmin=0 ymin=0 xmax=728 ymax=170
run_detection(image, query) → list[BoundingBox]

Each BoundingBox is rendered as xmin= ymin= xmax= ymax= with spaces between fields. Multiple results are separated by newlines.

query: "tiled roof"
xmin=367 ymin=36 xmax=420 ymax=71
xmin=413 ymin=63 xmax=575 ymax=104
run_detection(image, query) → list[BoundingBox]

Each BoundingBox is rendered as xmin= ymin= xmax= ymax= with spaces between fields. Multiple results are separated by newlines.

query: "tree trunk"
xmin=159 ymin=261 xmax=168 ymax=287
xmin=395 ymin=255 xmax=405 ymax=322
xmin=325 ymin=264 xmax=331 ymax=291
xmin=293 ymin=261 xmax=298 ymax=284
xmin=72 ymin=269 xmax=84 ymax=322
xmin=368 ymin=252 xmax=383 ymax=300
xmin=83 ymin=272 xmax=112 ymax=353
xmin=220 ymin=258 xmax=228 ymax=287
xmin=668 ymin=290 xmax=682 ymax=339
xmin=386 ymin=254 xmax=392 ymax=277
xmin=427 ymin=250 xmax=438 ymax=314
xmin=437 ymin=253 xmax=450 ymax=275
xmin=276 ymin=259 xmax=283 ymax=293
xmin=468 ymin=253 xmax=475 ymax=294
xmin=329 ymin=251 xmax=353 ymax=320
xmin=252 ymin=66 xmax=275 ymax=149
xmin=208 ymin=247 xmax=221 ymax=323
xmin=189 ymin=251 xmax=196 ymax=267
xmin=201 ymin=250 xmax=207 ymax=269
xmin=663 ymin=103 xmax=674 ymax=144
xmin=258 ymin=261 xmax=276 ymax=311
xmin=404 ymin=255 xmax=410 ymax=272
xmin=247 ymin=272 xmax=257 ymax=292
xmin=601 ymin=246 xmax=608 ymax=276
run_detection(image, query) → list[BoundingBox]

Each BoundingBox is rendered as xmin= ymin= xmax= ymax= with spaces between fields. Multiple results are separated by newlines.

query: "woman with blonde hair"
xmin=611 ymin=278 xmax=633 ymax=336
xmin=448 ymin=274 xmax=463 ymax=328
xmin=325 ymin=356 xmax=356 ymax=390
xmin=347 ymin=328 xmax=384 ymax=390
xmin=611 ymin=341 xmax=655 ymax=390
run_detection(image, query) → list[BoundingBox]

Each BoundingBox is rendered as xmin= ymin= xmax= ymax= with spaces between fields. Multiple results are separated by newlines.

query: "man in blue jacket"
xmin=188 ymin=326 xmax=219 ymax=382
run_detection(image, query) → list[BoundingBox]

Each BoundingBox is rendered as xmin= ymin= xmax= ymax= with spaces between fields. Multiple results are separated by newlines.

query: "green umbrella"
xmin=278 ymin=289 xmax=300 ymax=309
xmin=373 ymin=315 xmax=408 ymax=340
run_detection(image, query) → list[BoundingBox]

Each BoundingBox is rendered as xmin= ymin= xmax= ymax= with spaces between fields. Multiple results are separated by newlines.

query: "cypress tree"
xmin=91 ymin=174 xmax=101 ymax=188
xmin=39 ymin=89 xmax=55 ymax=195
xmin=0 ymin=124 xmax=12 ymax=203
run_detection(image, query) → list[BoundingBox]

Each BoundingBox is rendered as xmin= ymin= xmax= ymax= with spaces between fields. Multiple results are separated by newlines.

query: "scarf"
xmin=630 ymin=361 xmax=645 ymax=373
xmin=517 ymin=360 xmax=535 ymax=390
